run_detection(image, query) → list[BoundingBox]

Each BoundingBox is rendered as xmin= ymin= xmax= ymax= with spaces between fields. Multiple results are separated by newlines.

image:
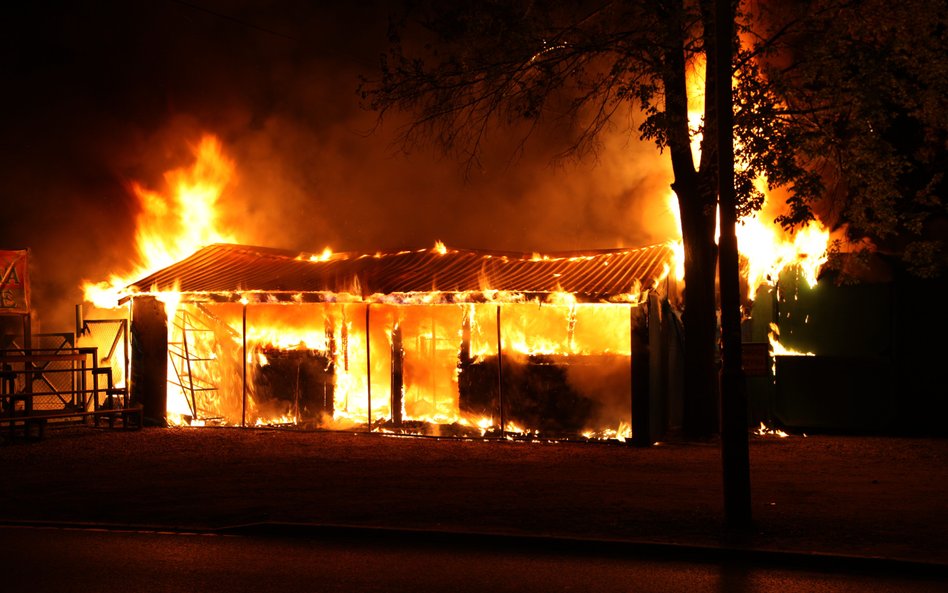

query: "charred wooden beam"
xmin=130 ymin=296 xmax=168 ymax=427
xmin=365 ymin=304 xmax=371 ymax=429
xmin=459 ymin=306 xmax=471 ymax=367
xmin=342 ymin=308 xmax=349 ymax=371
xmin=630 ymin=304 xmax=651 ymax=446
xmin=326 ymin=315 xmax=337 ymax=361
xmin=391 ymin=324 xmax=403 ymax=426
xmin=241 ymin=304 xmax=247 ymax=427
xmin=496 ymin=305 xmax=505 ymax=434
xmin=648 ymin=292 xmax=665 ymax=439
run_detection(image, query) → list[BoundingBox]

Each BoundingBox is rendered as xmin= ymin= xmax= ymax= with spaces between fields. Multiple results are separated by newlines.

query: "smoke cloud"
xmin=0 ymin=1 xmax=677 ymax=330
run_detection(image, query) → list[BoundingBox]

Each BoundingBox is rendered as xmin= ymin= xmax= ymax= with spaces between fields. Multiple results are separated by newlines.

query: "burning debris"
xmin=253 ymin=345 xmax=334 ymax=427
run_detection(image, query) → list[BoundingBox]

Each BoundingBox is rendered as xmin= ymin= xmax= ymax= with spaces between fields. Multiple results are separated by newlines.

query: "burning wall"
xmin=126 ymin=242 xmax=675 ymax=439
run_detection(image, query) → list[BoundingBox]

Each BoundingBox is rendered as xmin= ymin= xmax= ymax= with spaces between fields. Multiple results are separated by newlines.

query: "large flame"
xmin=737 ymin=208 xmax=829 ymax=295
xmin=80 ymin=134 xmax=242 ymax=427
xmin=663 ymin=55 xmax=830 ymax=301
xmin=658 ymin=52 xmax=831 ymax=367
xmin=82 ymin=134 xmax=238 ymax=308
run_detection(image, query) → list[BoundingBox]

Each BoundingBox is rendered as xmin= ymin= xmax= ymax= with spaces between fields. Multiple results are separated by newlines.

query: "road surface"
xmin=1 ymin=525 xmax=944 ymax=593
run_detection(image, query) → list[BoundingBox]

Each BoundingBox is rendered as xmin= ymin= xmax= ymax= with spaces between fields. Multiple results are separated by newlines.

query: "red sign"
xmin=0 ymin=250 xmax=30 ymax=314
xmin=741 ymin=342 xmax=770 ymax=377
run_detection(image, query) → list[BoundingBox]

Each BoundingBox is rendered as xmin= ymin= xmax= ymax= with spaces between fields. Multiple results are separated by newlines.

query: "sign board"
xmin=741 ymin=342 xmax=771 ymax=377
xmin=0 ymin=249 xmax=30 ymax=314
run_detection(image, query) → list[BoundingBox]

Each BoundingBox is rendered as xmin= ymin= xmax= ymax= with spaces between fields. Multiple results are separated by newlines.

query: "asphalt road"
xmin=1 ymin=525 xmax=944 ymax=593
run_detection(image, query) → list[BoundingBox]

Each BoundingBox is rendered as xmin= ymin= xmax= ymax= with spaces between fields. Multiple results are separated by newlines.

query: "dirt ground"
xmin=1 ymin=425 xmax=946 ymax=565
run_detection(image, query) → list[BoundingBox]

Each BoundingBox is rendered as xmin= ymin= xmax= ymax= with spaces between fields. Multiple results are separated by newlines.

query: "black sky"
xmin=1 ymin=0 xmax=678 ymax=329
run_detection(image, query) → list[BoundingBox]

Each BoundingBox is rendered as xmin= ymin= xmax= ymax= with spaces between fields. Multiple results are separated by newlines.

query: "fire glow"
xmin=679 ymin=56 xmax=830 ymax=298
xmin=162 ymin=292 xmax=642 ymax=435
xmin=82 ymin=135 xmax=239 ymax=309
xmin=84 ymin=129 xmax=830 ymax=436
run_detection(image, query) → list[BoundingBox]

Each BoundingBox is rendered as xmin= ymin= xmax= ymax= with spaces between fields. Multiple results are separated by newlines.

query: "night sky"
xmin=1 ymin=1 xmax=677 ymax=329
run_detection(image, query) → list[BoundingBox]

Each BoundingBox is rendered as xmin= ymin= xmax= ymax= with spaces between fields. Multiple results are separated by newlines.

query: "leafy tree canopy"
xmin=763 ymin=0 xmax=948 ymax=277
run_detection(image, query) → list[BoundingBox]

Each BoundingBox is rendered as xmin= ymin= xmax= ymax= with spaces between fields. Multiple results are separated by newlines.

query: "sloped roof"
xmin=126 ymin=242 xmax=674 ymax=304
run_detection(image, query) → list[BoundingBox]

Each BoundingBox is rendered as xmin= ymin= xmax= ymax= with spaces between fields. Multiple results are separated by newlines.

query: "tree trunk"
xmin=715 ymin=0 xmax=752 ymax=529
xmin=660 ymin=0 xmax=720 ymax=440
xmin=677 ymin=182 xmax=719 ymax=440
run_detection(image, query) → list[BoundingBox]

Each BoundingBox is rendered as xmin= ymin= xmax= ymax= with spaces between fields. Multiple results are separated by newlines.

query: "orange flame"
xmin=664 ymin=54 xmax=830 ymax=300
xmin=738 ymin=214 xmax=829 ymax=297
xmin=82 ymin=134 xmax=238 ymax=308
xmin=753 ymin=422 xmax=789 ymax=438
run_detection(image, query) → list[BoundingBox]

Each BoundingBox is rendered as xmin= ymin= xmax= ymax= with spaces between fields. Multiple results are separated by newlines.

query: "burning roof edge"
xmin=124 ymin=242 xmax=676 ymax=304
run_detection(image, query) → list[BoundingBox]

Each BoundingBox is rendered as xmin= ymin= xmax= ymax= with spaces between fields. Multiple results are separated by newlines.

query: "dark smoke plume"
xmin=0 ymin=1 xmax=676 ymax=330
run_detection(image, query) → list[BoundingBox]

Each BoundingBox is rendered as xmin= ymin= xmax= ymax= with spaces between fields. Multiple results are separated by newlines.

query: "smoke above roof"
xmin=0 ymin=2 xmax=677 ymax=328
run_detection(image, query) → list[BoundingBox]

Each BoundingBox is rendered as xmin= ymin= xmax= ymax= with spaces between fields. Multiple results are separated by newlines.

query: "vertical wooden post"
xmin=241 ymin=303 xmax=247 ymax=428
xmin=566 ymin=304 xmax=577 ymax=353
xmin=342 ymin=307 xmax=350 ymax=372
xmin=630 ymin=304 xmax=651 ymax=446
xmin=75 ymin=303 xmax=85 ymax=337
xmin=496 ymin=305 xmax=504 ymax=437
xmin=22 ymin=313 xmax=32 ymax=408
xmin=391 ymin=323 xmax=403 ymax=427
xmin=123 ymin=303 xmax=131 ymax=404
xmin=648 ymin=292 xmax=666 ymax=439
xmin=459 ymin=305 xmax=472 ymax=366
xmin=716 ymin=0 xmax=752 ymax=529
xmin=365 ymin=304 xmax=372 ymax=431
xmin=130 ymin=296 xmax=168 ymax=427
xmin=325 ymin=313 xmax=336 ymax=417
xmin=22 ymin=313 xmax=31 ymax=351
xmin=428 ymin=313 xmax=437 ymax=407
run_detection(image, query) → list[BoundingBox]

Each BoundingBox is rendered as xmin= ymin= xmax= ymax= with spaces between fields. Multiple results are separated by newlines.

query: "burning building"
xmin=123 ymin=241 xmax=678 ymax=439
xmin=85 ymin=132 xmax=924 ymax=440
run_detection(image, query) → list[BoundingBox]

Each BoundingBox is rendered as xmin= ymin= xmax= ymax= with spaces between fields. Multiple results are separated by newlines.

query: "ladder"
xmin=167 ymin=305 xmax=234 ymax=422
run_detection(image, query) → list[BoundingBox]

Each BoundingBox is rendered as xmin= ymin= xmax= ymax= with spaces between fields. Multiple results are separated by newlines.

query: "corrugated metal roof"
xmin=127 ymin=242 xmax=674 ymax=303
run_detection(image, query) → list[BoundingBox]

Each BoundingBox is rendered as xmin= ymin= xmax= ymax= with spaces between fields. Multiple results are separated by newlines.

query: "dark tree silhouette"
xmin=761 ymin=0 xmax=948 ymax=278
